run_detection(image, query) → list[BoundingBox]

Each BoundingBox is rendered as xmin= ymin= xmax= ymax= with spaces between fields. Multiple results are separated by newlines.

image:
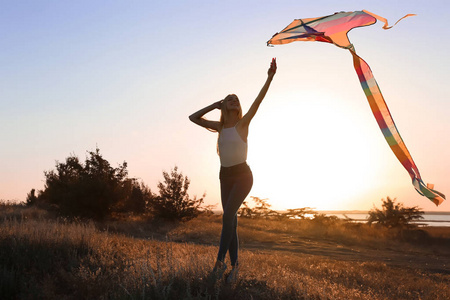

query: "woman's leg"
xmin=217 ymin=172 xmax=253 ymax=263
xmin=228 ymin=215 xmax=239 ymax=266
xmin=217 ymin=176 xmax=233 ymax=264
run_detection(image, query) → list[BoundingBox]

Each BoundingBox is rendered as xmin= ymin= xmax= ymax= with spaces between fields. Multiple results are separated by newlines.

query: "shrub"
xmin=26 ymin=189 xmax=38 ymax=206
xmin=311 ymin=213 xmax=340 ymax=225
xmin=368 ymin=197 xmax=424 ymax=228
xmin=114 ymin=179 xmax=155 ymax=214
xmin=149 ymin=166 xmax=204 ymax=221
xmin=33 ymin=148 xmax=150 ymax=220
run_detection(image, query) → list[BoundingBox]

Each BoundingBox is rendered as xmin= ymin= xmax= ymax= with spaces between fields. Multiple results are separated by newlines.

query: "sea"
xmin=319 ymin=211 xmax=450 ymax=227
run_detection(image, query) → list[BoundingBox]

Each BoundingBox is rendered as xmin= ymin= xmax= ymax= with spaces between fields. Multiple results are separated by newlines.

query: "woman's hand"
xmin=268 ymin=58 xmax=277 ymax=78
xmin=213 ymin=100 xmax=223 ymax=109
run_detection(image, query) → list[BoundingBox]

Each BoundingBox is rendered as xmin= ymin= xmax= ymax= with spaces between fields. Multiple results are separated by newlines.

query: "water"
xmin=322 ymin=212 xmax=450 ymax=227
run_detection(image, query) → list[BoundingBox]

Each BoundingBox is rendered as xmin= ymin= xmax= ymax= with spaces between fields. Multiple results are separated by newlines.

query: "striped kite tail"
xmin=350 ymin=49 xmax=445 ymax=206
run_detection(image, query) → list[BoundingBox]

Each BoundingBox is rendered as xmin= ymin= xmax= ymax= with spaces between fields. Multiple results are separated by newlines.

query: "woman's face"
xmin=225 ymin=94 xmax=240 ymax=111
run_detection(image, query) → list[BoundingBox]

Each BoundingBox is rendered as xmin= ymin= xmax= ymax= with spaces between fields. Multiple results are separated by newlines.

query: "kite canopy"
xmin=267 ymin=11 xmax=375 ymax=50
xmin=268 ymin=10 xmax=445 ymax=206
xmin=267 ymin=10 xmax=416 ymax=50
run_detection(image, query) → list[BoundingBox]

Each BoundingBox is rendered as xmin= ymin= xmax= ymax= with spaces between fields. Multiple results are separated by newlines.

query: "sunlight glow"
xmin=247 ymin=90 xmax=383 ymax=210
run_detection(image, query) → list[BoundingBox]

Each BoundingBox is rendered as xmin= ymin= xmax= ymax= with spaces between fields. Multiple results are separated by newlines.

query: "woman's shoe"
xmin=226 ymin=265 xmax=239 ymax=283
xmin=211 ymin=260 xmax=227 ymax=279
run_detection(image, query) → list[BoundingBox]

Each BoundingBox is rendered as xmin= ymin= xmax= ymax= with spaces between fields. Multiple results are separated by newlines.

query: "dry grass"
xmin=167 ymin=215 xmax=450 ymax=254
xmin=1 ymin=204 xmax=449 ymax=299
xmin=422 ymin=226 xmax=450 ymax=239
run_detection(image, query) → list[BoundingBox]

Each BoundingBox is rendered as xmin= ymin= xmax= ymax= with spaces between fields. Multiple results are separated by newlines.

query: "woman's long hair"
xmin=215 ymin=94 xmax=243 ymax=153
xmin=219 ymin=94 xmax=243 ymax=130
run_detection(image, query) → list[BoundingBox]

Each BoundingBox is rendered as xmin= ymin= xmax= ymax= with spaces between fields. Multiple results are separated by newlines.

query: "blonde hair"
xmin=219 ymin=94 xmax=242 ymax=131
xmin=216 ymin=94 xmax=243 ymax=153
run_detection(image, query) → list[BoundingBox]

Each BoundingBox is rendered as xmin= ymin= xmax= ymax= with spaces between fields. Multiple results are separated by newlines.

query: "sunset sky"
xmin=1 ymin=0 xmax=449 ymax=212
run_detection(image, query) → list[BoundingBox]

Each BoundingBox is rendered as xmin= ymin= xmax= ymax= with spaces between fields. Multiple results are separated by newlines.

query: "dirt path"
xmin=242 ymin=233 xmax=450 ymax=274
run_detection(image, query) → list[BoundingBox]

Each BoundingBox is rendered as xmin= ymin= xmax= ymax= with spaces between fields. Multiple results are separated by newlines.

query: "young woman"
xmin=189 ymin=58 xmax=277 ymax=281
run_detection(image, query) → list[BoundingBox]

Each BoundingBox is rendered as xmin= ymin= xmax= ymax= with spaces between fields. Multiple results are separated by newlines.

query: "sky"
xmin=1 ymin=0 xmax=449 ymax=212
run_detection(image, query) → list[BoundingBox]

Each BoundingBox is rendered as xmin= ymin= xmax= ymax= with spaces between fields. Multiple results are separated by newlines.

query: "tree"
xmin=282 ymin=207 xmax=316 ymax=220
xmin=150 ymin=166 xmax=204 ymax=221
xmin=238 ymin=197 xmax=319 ymax=220
xmin=251 ymin=196 xmax=274 ymax=217
xmin=35 ymin=148 xmax=133 ymax=220
xmin=368 ymin=197 xmax=424 ymax=228
xmin=238 ymin=200 xmax=254 ymax=218
xmin=238 ymin=197 xmax=274 ymax=218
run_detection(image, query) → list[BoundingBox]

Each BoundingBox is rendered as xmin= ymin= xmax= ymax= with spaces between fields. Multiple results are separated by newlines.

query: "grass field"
xmin=1 ymin=203 xmax=449 ymax=299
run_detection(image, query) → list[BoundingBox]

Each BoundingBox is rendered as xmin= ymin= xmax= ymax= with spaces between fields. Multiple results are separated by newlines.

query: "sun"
xmin=246 ymin=91 xmax=383 ymax=211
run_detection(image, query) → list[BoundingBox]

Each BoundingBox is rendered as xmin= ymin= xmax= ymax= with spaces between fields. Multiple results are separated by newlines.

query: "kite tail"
xmin=413 ymin=179 xmax=446 ymax=206
xmin=350 ymin=49 xmax=445 ymax=206
xmin=362 ymin=10 xmax=416 ymax=29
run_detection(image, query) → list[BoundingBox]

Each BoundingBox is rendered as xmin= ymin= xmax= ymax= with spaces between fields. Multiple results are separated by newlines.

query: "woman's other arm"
xmin=189 ymin=100 xmax=222 ymax=131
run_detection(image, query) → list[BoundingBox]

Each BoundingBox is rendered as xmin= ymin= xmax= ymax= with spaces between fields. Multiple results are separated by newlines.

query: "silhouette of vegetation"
xmin=238 ymin=196 xmax=279 ymax=218
xmin=26 ymin=189 xmax=38 ymax=206
xmin=149 ymin=166 xmax=205 ymax=221
xmin=283 ymin=207 xmax=316 ymax=219
xmin=368 ymin=197 xmax=424 ymax=228
xmin=28 ymin=149 xmax=211 ymax=221
xmin=114 ymin=179 xmax=154 ymax=214
xmin=311 ymin=213 xmax=340 ymax=225
xmin=31 ymin=148 xmax=153 ymax=220
xmin=239 ymin=197 xmax=322 ymax=221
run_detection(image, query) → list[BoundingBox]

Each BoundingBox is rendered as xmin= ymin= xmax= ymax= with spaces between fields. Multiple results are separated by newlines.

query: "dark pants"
xmin=217 ymin=163 xmax=253 ymax=266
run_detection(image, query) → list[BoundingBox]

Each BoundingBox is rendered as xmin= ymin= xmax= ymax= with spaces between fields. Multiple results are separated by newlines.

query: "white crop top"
xmin=218 ymin=126 xmax=247 ymax=167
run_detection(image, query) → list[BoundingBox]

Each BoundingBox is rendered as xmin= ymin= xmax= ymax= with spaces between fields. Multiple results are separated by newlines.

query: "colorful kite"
xmin=267 ymin=10 xmax=445 ymax=206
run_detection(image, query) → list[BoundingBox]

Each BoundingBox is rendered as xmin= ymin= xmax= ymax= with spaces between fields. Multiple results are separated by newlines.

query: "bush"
xmin=149 ymin=166 xmax=204 ymax=221
xmin=114 ymin=179 xmax=155 ymax=214
xmin=311 ymin=213 xmax=340 ymax=225
xmin=26 ymin=189 xmax=38 ymax=206
xmin=33 ymin=148 xmax=151 ymax=220
xmin=368 ymin=197 xmax=424 ymax=228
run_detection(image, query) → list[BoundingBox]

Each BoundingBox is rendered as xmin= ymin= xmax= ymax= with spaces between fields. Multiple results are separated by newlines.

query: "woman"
xmin=189 ymin=58 xmax=277 ymax=281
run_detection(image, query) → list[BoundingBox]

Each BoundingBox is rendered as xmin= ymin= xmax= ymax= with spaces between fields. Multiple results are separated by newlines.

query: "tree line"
xmin=238 ymin=196 xmax=424 ymax=228
xmin=27 ymin=148 xmax=424 ymax=228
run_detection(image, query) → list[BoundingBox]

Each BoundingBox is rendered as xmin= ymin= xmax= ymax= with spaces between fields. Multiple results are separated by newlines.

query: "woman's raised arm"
xmin=240 ymin=58 xmax=277 ymax=127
